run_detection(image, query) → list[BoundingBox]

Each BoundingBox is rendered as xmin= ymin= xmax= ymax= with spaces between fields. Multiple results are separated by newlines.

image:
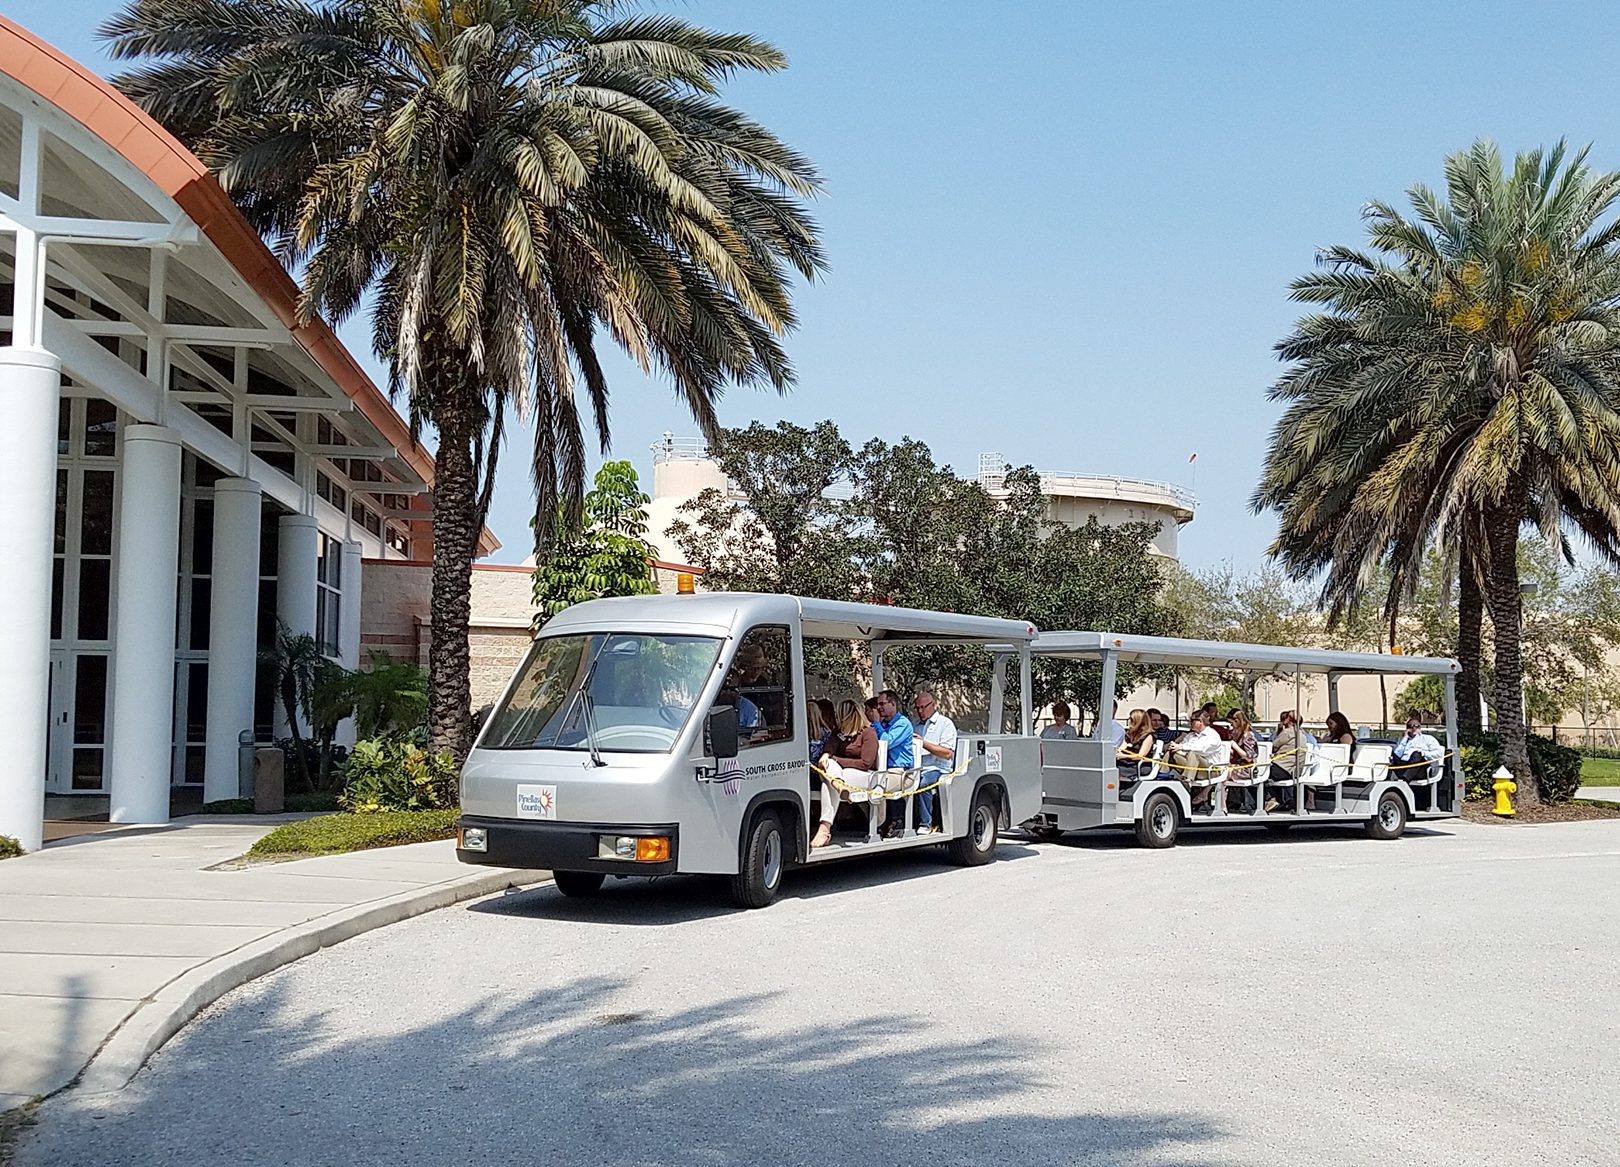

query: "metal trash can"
xmin=238 ymin=730 xmax=257 ymax=799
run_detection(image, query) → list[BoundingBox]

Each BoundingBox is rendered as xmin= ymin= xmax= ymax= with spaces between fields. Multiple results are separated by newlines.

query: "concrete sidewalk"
xmin=1578 ymin=786 xmax=1620 ymax=803
xmin=0 ymin=819 xmax=543 ymax=1114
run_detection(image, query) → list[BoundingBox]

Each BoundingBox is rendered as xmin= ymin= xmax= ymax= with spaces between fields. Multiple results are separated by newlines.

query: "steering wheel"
xmin=656 ymin=703 xmax=691 ymax=728
xmin=591 ymin=724 xmax=678 ymax=749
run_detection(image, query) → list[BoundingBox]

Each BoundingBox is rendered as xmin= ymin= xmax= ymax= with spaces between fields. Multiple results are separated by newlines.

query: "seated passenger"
xmin=1198 ymin=702 xmax=1232 ymax=741
xmin=874 ymin=689 xmax=917 ymax=838
xmin=1167 ymin=714 xmax=1222 ymax=807
xmin=1148 ymin=708 xmax=1177 ymax=744
xmin=863 ymin=696 xmax=880 ymax=725
xmin=806 ymin=700 xmax=833 ymax=763
xmin=1265 ymin=709 xmax=1304 ymax=812
xmin=813 ymin=699 xmax=878 ymax=849
xmin=1116 ymin=709 xmax=1155 ymax=778
xmin=910 ymin=690 xmax=958 ymax=834
xmin=1392 ymin=718 xmax=1443 ymax=773
xmin=1041 ymin=701 xmax=1080 ymax=740
xmin=1226 ymin=709 xmax=1259 ymax=812
xmin=1324 ymin=711 xmax=1355 ymax=747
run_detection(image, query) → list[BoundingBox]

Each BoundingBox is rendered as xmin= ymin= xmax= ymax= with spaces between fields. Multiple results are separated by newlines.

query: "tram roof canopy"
xmin=542 ymin=593 xmax=1038 ymax=644
xmin=1032 ymin=632 xmax=1460 ymax=676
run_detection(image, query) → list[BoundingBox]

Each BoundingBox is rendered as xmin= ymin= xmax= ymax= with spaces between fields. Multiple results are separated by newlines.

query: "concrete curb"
xmin=72 ymin=866 xmax=549 ymax=1098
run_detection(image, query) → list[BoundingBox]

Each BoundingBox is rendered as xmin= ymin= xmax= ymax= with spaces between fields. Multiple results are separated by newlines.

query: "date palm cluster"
xmin=1253 ymin=140 xmax=1620 ymax=795
xmin=102 ymin=0 xmax=824 ymax=754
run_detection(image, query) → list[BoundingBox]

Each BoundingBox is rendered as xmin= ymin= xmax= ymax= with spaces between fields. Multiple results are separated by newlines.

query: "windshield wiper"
xmin=564 ymin=640 xmax=610 ymax=767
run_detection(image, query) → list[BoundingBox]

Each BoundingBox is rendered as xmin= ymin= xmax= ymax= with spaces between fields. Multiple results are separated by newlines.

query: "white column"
xmin=0 ymin=348 xmax=61 ymax=852
xmin=107 ymin=425 xmax=182 ymax=824
xmin=203 ymin=478 xmax=262 ymax=802
xmin=276 ymin=514 xmax=320 ymax=637
xmin=335 ymin=541 xmax=364 ymax=747
xmin=339 ymin=541 xmax=363 ymax=670
xmin=274 ymin=514 xmax=319 ymax=737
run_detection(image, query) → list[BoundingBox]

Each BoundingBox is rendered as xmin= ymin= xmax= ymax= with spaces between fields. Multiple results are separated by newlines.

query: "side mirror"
xmin=706 ymin=705 xmax=740 ymax=760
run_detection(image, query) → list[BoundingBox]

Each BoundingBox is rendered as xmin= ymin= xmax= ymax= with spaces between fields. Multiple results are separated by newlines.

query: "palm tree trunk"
xmin=429 ymin=397 xmax=479 ymax=762
xmin=1456 ymin=552 xmax=1484 ymax=735
xmin=1483 ymin=503 xmax=1535 ymax=805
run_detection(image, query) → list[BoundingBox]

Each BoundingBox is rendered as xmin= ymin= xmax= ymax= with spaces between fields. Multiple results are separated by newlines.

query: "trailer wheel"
xmin=1365 ymin=791 xmax=1408 ymax=840
xmin=947 ymin=786 xmax=1001 ymax=866
xmin=1135 ymin=791 xmax=1180 ymax=849
xmin=552 ymin=871 xmax=605 ymax=898
xmin=730 ymin=810 xmax=786 ymax=908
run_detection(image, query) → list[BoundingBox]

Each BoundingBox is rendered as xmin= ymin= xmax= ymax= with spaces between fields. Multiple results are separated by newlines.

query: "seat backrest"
xmin=1254 ymin=740 xmax=1274 ymax=769
xmin=1350 ymin=742 xmax=1392 ymax=782
xmin=1304 ymin=742 xmax=1351 ymax=782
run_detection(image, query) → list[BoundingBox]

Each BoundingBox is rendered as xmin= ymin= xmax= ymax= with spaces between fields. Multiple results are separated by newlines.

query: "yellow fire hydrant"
xmin=1491 ymin=766 xmax=1517 ymax=817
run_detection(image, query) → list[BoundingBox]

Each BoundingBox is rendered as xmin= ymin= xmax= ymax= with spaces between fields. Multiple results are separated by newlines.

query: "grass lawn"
xmin=1579 ymin=755 xmax=1620 ymax=787
xmin=247 ymin=809 xmax=459 ymax=860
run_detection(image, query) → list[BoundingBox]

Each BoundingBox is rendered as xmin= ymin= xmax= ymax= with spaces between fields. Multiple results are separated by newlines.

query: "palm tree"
xmin=315 ymin=652 xmax=429 ymax=739
xmin=101 ymin=0 xmax=824 ymax=758
xmin=1254 ymin=140 xmax=1620 ymax=803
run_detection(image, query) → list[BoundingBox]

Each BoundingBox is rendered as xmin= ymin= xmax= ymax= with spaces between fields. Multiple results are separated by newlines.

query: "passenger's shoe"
xmin=1264 ymin=798 xmax=1281 ymax=813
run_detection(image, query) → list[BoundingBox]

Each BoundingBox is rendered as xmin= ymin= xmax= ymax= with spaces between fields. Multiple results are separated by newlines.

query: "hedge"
xmin=247 ymin=809 xmax=459 ymax=859
xmin=1461 ymin=732 xmax=1583 ymax=804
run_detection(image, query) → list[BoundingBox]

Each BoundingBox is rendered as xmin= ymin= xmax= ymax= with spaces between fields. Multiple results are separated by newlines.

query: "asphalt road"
xmin=20 ymin=818 xmax=1620 ymax=1167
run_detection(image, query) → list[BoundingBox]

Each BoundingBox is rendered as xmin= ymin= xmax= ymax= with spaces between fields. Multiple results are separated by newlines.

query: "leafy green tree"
xmin=1253 ymin=140 xmax=1620 ymax=803
xmin=668 ymin=420 xmax=862 ymax=599
xmin=533 ymin=460 xmax=657 ymax=624
xmin=104 ymin=0 xmax=825 ymax=759
xmin=315 ymin=653 xmax=428 ymax=740
xmin=670 ymin=420 xmax=1176 ymax=715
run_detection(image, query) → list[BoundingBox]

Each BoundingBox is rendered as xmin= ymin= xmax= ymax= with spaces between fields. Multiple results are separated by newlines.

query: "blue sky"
xmin=15 ymin=0 xmax=1620 ymax=568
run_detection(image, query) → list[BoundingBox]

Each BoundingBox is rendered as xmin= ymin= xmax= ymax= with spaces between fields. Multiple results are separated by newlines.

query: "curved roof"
xmin=544 ymin=592 xmax=1038 ymax=644
xmin=0 ymin=16 xmax=498 ymax=554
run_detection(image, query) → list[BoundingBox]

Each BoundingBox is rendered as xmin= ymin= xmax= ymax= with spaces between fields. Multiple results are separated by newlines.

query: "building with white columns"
xmin=0 ymin=19 xmax=488 ymax=850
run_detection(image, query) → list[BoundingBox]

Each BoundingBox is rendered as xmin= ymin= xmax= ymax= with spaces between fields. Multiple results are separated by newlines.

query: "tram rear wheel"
xmin=1135 ymin=791 xmax=1180 ymax=849
xmin=1365 ymin=791 xmax=1409 ymax=840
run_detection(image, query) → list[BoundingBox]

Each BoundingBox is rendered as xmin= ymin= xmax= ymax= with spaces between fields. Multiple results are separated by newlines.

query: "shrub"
xmin=247 ymin=809 xmax=459 ymax=858
xmin=1460 ymin=731 xmax=1583 ymax=804
xmin=338 ymin=738 xmax=460 ymax=814
xmin=0 ymin=835 xmax=23 ymax=859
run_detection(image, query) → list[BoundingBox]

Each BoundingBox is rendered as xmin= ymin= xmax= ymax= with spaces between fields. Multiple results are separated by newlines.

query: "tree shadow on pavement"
xmin=471 ymin=843 xmax=1041 ymax=926
xmin=21 ymin=974 xmax=1228 ymax=1167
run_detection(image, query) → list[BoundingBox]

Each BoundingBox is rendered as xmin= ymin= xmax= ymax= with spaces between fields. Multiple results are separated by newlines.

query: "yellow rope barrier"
xmin=1112 ymin=745 xmax=1451 ymax=777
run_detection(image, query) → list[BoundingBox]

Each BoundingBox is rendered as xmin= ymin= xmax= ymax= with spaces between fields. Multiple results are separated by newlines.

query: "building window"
xmin=351 ymin=498 xmax=383 ymax=537
xmin=316 ymin=533 xmax=342 ymax=657
xmin=385 ymin=524 xmax=411 ymax=556
xmin=316 ymin=469 xmax=347 ymax=513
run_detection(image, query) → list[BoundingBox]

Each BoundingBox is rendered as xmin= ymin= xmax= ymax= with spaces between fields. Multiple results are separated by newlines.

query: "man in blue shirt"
xmin=874 ymin=689 xmax=915 ymax=837
xmin=1392 ymin=718 xmax=1443 ymax=773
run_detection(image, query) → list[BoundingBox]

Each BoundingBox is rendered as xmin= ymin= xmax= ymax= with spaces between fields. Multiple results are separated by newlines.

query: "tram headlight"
xmin=596 ymin=835 xmax=671 ymax=862
xmin=459 ymin=827 xmax=487 ymax=852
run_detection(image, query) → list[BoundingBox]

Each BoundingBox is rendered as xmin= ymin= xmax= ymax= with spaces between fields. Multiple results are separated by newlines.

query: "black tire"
xmin=1134 ymin=791 xmax=1180 ymax=849
xmin=552 ymin=870 xmax=605 ymax=898
xmin=947 ymin=786 xmax=1002 ymax=866
xmin=730 ymin=810 xmax=786 ymax=908
xmin=1365 ymin=790 xmax=1409 ymax=840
